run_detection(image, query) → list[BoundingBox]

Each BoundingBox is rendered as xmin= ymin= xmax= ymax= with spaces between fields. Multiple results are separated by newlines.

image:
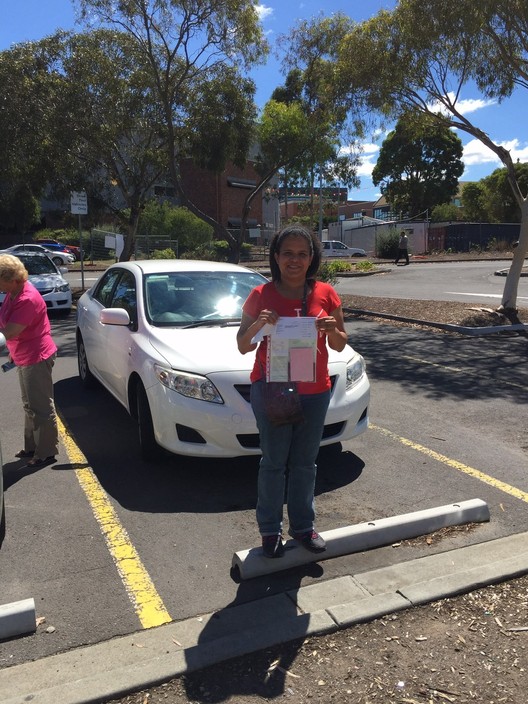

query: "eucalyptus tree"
xmin=336 ymin=0 xmax=528 ymax=311
xmin=77 ymin=0 xmax=267 ymax=260
xmin=52 ymin=29 xmax=170 ymax=260
xmin=0 ymin=36 xmax=66 ymax=233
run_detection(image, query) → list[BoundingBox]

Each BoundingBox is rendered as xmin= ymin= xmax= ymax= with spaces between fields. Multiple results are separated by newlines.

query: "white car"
xmin=76 ymin=260 xmax=370 ymax=462
xmin=322 ymin=241 xmax=367 ymax=258
xmin=0 ymin=252 xmax=72 ymax=314
xmin=1 ymin=243 xmax=75 ymax=266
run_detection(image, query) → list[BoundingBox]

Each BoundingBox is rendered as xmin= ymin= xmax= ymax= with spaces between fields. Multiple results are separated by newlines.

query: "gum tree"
xmin=77 ymin=0 xmax=267 ymax=261
xmin=337 ymin=0 xmax=528 ymax=312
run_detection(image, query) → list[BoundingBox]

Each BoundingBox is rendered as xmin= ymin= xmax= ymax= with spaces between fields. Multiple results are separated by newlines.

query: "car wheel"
xmin=77 ymin=334 xmax=97 ymax=389
xmin=52 ymin=256 xmax=63 ymax=266
xmin=136 ymin=383 xmax=163 ymax=462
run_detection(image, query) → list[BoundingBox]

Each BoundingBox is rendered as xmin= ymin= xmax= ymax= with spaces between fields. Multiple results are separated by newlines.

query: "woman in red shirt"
xmin=0 ymin=254 xmax=58 ymax=466
xmin=237 ymin=225 xmax=347 ymax=558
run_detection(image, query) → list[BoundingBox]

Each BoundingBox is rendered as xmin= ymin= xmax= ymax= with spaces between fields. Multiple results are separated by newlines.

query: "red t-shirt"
xmin=0 ymin=281 xmax=57 ymax=366
xmin=243 ymin=280 xmax=341 ymax=394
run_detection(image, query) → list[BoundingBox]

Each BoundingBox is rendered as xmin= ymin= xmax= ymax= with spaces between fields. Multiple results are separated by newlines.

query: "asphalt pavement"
xmin=1 ymin=259 xmax=528 ymax=703
xmin=2 ymin=527 xmax=528 ymax=704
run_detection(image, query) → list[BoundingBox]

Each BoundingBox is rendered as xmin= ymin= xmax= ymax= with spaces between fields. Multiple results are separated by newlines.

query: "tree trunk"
xmin=499 ymin=200 xmax=528 ymax=310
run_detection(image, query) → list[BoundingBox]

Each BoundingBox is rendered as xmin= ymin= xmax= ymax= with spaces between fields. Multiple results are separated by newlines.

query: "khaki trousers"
xmin=18 ymin=354 xmax=59 ymax=459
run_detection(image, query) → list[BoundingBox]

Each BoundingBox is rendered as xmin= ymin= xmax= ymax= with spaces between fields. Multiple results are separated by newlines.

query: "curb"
xmin=344 ymin=307 xmax=528 ymax=336
xmin=0 ymin=599 xmax=36 ymax=641
xmin=232 ymin=498 xmax=490 ymax=580
xmin=2 ymin=531 xmax=528 ymax=704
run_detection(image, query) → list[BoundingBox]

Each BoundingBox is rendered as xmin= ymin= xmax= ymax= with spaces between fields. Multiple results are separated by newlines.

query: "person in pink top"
xmin=0 ymin=254 xmax=58 ymax=466
xmin=237 ymin=225 xmax=348 ymax=558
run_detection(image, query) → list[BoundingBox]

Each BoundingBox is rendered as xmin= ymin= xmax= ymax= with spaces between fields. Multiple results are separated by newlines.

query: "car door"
xmin=97 ymin=270 xmax=138 ymax=404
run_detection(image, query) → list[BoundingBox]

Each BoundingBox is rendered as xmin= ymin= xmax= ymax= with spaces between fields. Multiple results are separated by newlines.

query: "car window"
xmin=17 ymin=255 xmax=56 ymax=275
xmin=335 ymin=242 xmax=346 ymax=249
xmin=93 ymin=269 xmax=122 ymax=307
xmin=111 ymin=271 xmax=137 ymax=326
xmin=145 ymin=271 xmax=267 ymax=325
xmin=323 ymin=242 xmax=330 ymax=249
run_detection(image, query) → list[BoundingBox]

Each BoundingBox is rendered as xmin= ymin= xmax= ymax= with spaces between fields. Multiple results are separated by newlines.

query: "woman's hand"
xmin=237 ymin=309 xmax=279 ymax=354
xmin=315 ymin=316 xmax=338 ymax=334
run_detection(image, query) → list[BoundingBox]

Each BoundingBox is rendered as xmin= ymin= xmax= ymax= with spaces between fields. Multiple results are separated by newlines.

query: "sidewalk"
xmin=2 ymin=530 xmax=528 ymax=704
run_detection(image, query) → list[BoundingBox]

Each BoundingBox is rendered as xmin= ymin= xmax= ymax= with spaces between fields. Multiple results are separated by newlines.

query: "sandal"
xmin=26 ymin=456 xmax=56 ymax=467
xmin=15 ymin=450 xmax=35 ymax=458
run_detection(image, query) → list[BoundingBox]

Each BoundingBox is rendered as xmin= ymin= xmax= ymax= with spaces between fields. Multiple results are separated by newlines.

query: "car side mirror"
xmin=99 ymin=308 xmax=131 ymax=326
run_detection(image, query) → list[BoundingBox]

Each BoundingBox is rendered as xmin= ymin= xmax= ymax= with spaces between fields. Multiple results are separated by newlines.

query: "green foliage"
xmin=376 ymin=232 xmax=400 ymax=259
xmin=181 ymin=240 xmax=231 ymax=262
xmin=151 ymin=248 xmax=176 ymax=259
xmin=317 ymin=261 xmax=342 ymax=286
xmin=371 ymin=114 xmax=464 ymax=217
xmin=461 ymin=182 xmax=487 ymax=221
xmin=355 ymin=259 xmax=375 ymax=272
xmin=430 ymin=203 xmax=461 ymax=222
xmin=481 ymin=163 xmax=528 ymax=223
xmin=138 ymin=202 xmax=213 ymax=249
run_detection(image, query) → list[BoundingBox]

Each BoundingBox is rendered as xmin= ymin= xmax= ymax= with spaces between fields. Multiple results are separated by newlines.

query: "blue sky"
xmin=2 ymin=0 xmax=527 ymax=202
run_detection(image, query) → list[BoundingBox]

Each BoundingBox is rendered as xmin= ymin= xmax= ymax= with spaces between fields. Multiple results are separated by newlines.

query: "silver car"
xmin=0 ymin=252 xmax=72 ymax=314
xmin=1 ymin=243 xmax=75 ymax=267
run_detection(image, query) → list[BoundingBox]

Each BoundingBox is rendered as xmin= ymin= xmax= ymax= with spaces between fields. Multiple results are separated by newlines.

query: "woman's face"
xmin=274 ymin=234 xmax=313 ymax=280
xmin=0 ymin=276 xmax=21 ymax=295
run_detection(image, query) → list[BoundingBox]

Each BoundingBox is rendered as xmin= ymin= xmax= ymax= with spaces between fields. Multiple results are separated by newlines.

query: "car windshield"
xmin=17 ymin=255 xmax=57 ymax=275
xmin=144 ymin=270 xmax=267 ymax=326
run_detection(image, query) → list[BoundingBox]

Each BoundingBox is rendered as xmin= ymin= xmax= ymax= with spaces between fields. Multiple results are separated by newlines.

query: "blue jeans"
xmin=250 ymin=381 xmax=330 ymax=536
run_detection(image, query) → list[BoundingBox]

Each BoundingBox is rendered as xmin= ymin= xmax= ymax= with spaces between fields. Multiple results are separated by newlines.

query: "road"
xmin=335 ymin=260 xmax=528 ymax=305
xmin=1 ymin=261 xmax=527 ymax=671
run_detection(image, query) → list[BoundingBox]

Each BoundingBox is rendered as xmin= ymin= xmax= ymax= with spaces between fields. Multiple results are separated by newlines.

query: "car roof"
xmin=109 ymin=260 xmax=260 ymax=275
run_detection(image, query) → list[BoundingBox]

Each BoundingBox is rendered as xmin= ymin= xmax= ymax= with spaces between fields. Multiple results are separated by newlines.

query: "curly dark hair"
xmin=268 ymin=224 xmax=322 ymax=282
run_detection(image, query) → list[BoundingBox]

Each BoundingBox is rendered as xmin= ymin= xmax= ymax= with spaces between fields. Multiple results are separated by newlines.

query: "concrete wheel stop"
xmin=0 ymin=598 xmax=36 ymax=641
xmin=232 ymin=498 xmax=490 ymax=580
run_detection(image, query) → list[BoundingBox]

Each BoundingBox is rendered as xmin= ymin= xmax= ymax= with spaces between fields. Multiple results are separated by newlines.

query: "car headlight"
xmin=154 ymin=364 xmax=223 ymax=404
xmin=346 ymin=355 xmax=366 ymax=390
xmin=56 ymin=283 xmax=70 ymax=292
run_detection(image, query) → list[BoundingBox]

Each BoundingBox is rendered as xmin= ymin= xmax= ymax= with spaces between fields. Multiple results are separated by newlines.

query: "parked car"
xmin=0 ymin=244 xmax=75 ymax=266
xmin=76 ymin=260 xmax=370 ymax=462
xmin=322 ymin=241 xmax=367 ymax=258
xmin=36 ymin=239 xmax=82 ymax=261
xmin=0 ymin=252 xmax=72 ymax=314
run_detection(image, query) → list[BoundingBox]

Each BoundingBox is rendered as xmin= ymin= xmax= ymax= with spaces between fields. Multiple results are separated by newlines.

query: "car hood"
xmin=29 ymin=273 xmax=67 ymax=289
xmin=148 ymin=325 xmax=252 ymax=374
xmin=147 ymin=325 xmax=355 ymax=375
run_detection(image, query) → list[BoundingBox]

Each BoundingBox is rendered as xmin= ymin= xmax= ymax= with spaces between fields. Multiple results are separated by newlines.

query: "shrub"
xmin=151 ymin=248 xmax=176 ymax=259
xmin=376 ymin=232 xmax=400 ymax=259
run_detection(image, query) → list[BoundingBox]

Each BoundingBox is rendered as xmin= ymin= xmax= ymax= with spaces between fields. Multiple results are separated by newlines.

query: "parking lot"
xmin=1 ymin=307 xmax=527 ymax=668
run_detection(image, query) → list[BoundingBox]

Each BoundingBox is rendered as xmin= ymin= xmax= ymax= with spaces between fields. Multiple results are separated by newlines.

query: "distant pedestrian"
xmin=394 ymin=232 xmax=409 ymax=265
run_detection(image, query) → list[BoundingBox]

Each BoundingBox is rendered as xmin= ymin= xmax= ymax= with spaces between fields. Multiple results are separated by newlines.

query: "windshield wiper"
xmin=181 ymin=318 xmax=240 ymax=329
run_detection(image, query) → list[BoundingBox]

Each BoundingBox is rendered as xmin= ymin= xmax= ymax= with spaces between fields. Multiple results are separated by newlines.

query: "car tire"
xmin=136 ymin=383 xmax=163 ymax=462
xmin=77 ymin=334 xmax=97 ymax=389
xmin=52 ymin=256 xmax=63 ymax=266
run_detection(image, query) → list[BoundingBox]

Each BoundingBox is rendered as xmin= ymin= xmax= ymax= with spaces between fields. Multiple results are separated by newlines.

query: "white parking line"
xmin=446 ymin=292 xmax=528 ymax=301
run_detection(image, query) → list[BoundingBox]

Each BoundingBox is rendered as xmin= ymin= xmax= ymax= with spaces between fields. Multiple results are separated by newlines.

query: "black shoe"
xmin=261 ymin=534 xmax=285 ymax=558
xmin=289 ymin=529 xmax=326 ymax=553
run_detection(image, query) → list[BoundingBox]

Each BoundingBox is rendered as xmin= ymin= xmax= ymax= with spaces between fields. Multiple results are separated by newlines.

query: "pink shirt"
xmin=0 ymin=281 xmax=57 ymax=366
xmin=243 ymin=280 xmax=341 ymax=394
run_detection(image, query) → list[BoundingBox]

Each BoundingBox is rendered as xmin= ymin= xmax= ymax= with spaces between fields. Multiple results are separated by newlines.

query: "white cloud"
xmin=255 ymin=4 xmax=274 ymax=21
xmin=429 ymin=92 xmax=496 ymax=117
xmin=463 ymin=137 xmax=528 ymax=168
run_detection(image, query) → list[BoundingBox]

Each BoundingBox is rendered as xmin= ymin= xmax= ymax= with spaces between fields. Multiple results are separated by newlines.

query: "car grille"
xmin=234 ymin=375 xmax=337 ymax=403
xmin=236 ymin=421 xmax=347 ymax=449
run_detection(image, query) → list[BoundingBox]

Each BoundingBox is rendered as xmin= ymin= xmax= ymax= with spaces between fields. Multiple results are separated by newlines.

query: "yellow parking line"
xmin=371 ymin=423 xmax=528 ymax=504
xmin=57 ymin=416 xmax=172 ymax=629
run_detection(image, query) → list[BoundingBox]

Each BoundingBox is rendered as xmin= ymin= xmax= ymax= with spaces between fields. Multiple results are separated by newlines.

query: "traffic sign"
xmin=71 ymin=191 xmax=88 ymax=215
